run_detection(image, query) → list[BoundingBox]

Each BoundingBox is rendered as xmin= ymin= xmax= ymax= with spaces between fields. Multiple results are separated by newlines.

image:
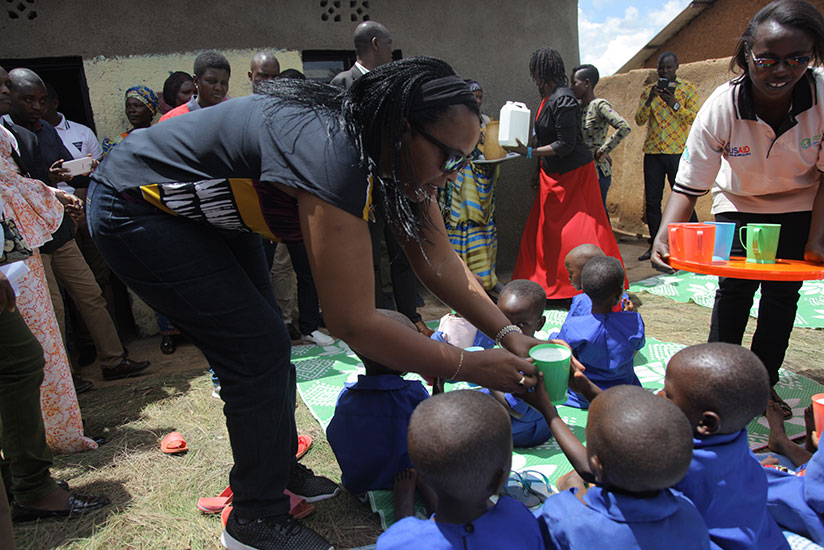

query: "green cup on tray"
xmin=529 ymin=343 xmax=571 ymax=405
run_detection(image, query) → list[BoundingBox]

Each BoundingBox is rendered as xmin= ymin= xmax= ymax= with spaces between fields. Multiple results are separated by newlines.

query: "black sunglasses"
xmin=413 ymin=126 xmax=470 ymax=174
xmin=749 ymin=47 xmax=812 ymax=70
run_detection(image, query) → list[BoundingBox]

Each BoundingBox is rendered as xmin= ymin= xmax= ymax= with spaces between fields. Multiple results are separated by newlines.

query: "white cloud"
xmin=578 ymin=0 xmax=690 ymax=76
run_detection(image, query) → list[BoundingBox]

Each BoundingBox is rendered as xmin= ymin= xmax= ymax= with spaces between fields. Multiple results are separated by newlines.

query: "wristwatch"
xmin=672 ymin=101 xmax=681 ymax=111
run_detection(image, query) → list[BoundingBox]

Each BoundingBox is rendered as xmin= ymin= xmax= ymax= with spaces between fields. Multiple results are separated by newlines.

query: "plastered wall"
xmin=598 ymin=57 xmax=736 ymax=236
xmin=85 ymin=49 xmax=303 ymax=143
xmin=639 ymin=0 xmax=824 ymax=70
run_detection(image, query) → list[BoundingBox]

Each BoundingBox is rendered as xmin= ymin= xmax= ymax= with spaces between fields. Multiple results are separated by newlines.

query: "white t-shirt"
xmin=674 ymin=69 xmax=824 ymax=214
xmin=53 ymin=113 xmax=103 ymax=161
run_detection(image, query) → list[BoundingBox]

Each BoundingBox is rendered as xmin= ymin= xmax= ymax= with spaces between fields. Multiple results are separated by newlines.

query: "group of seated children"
xmin=325 ymin=245 xmax=823 ymax=548
xmin=376 ymin=342 xmax=791 ymax=549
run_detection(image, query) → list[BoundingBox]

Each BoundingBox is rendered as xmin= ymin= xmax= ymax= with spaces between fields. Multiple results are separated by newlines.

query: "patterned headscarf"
xmin=125 ymin=85 xmax=159 ymax=115
xmin=465 ymin=80 xmax=483 ymax=92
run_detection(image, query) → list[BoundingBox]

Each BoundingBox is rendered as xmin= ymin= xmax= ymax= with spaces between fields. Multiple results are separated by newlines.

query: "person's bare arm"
xmin=400 ymin=197 xmax=545 ymax=359
xmin=650 ymin=191 xmax=699 ymax=272
xmin=805 ymin=173 xmax=824 ymax=263
xmin=297 ymin=191 xmax=536 ymax=393
xmin=523 ymin=373 xmax=594 ymax=482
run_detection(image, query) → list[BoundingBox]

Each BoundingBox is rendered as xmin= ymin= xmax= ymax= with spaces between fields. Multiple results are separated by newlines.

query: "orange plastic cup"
xmin=668 ymin=222 xmax=705 ymax=261
xmin=681 ymin=223 xmax=716 ymax=264
xmin=812 ymin=393 xmax=824 ymax=436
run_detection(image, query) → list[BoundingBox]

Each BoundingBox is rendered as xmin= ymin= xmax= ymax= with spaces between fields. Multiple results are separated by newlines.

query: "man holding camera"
xmin=635 ymin=52 xmax=698 ymax=261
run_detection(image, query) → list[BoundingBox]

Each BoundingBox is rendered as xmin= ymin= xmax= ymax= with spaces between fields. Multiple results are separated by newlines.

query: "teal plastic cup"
xmin=529 ymin=343 xmax=570 ymax=405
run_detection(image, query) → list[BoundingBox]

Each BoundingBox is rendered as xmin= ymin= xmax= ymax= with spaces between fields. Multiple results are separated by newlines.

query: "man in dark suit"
xmin=329 ymin=21 xmax=393 ymax=89
xmin=330 ymin=22 xmax=434 ymax=336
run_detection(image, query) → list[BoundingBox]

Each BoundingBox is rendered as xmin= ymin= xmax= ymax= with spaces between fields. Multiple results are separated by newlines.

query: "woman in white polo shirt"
xmin=651 ymin=0 xmax=824 ymax=415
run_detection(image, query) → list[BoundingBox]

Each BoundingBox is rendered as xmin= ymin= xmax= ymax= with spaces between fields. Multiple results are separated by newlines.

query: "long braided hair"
xmin=256 ymin=57 xmax=479 ymax=245
xmin=529 ymin=47 xmax=568 ymax=96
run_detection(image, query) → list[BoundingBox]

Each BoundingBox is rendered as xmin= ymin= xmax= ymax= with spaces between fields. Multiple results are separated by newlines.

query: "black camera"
xmin=657 ymin=77 xmax=677 ymax=92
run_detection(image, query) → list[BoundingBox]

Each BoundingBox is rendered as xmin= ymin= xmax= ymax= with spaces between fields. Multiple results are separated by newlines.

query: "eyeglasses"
xmin=749 ymin=47 xmax=812 ymax=70
xmin=413 ymin=126 xmax=470 ymax=174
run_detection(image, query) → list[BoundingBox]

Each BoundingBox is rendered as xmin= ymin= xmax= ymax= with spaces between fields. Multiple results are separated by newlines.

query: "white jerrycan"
xmin=498 ymin=101 xmax=531 ymax=147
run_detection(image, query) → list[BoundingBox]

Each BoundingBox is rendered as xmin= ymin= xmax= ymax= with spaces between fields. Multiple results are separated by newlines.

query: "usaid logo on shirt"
xmin=801 ymin=134 xmax=822 ymax=149
xmin=724 ymin=144 xmax=751 ymax=157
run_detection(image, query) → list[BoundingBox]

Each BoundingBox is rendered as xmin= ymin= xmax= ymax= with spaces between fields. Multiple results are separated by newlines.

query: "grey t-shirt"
xmin=92 ymin=94 xmax=372 ymax=238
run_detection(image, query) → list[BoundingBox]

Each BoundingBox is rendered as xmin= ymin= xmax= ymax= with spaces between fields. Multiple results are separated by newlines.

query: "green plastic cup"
xmin=739 ymin=223 xmax=781 ymax=264
xmin=529 ymin=343 xmax=570 ymax=405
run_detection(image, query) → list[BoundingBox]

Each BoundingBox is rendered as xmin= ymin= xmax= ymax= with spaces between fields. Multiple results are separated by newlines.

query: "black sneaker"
xmin=287 ymin=463 xmax=340 ymax=503
xmin=221 ymin=510 xmax=333 ymax=550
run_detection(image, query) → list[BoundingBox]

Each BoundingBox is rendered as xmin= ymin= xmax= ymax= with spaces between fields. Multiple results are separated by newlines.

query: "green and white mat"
xmin=293 ymin=310 xmax=824 ymax=530
xmin=630 ymin=272 xmax=824 ymax=329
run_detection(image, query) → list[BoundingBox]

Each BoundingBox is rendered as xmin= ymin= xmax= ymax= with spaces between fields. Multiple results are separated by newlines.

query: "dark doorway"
xmin=301 ymin=49 xmax=403 ymax=83
xmin=0 ymin=56 xmax=97 ymax=135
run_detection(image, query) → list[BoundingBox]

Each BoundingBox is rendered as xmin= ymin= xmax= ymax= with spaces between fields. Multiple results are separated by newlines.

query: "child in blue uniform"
xmin=524 ymin=382 xmax=713 ymax=549
xmin=494 ymin=280 xmax=552 ymax=447
xmin=662 ymin=343 xmax=789 ymax=550
xmin=763 ymin=399 xmax=824 ymax=544
xmin=766 ymin=444 xmax=824 ymax=545
xmin=326 ymin=309 xmax=432 ymax=518
xmin=377 ymin=390 xmax=544 ymax=549
xmin=431 ymin=279 xmax=552 ymax=447
xmin=564 ymin=243 xmax=632 ymax=317
xmin=553 ymin=256 xmax=645 ymax=408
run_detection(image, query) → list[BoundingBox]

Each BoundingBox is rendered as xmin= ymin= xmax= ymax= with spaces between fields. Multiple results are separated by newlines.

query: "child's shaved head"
xmin=587 ymin=385 xmax=693 ymax=492
xmin=581 ymin=256 xmax=625 ymax=306
xmin=498 ymin=279 xmax=546 ymax=337
xmin=665 ymin=343 xmax=769 ymax=434
xmin=408 ymin=390 xmax=512 ymax=501
xmin=565 ymin=244 xmax=605 ymax=290
xmin=353 ymin=309 xmax=417 ymax=375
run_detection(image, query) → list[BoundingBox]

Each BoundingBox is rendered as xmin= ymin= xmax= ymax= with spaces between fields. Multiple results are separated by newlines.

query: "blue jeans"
xmin=87 ymin=181 xmax=296 ymax=519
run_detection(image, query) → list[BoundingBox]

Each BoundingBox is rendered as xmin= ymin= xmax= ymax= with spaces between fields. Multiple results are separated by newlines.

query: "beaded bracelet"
xmin=494 ymin=324 xmax=522 ymax=347
xmin=527 ymin=146 xmax=533 ymax=159
xmin=451 ymin=349 xmax=464 ymax=381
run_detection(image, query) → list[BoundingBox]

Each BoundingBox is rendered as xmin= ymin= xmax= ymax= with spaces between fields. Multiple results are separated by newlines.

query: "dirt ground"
xmin=16 ymin=234 xmax=824 ymax=549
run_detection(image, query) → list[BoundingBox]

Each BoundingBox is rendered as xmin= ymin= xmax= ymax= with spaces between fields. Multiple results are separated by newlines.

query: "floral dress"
xmin=0 ymin=128 xmax=97 ymax=453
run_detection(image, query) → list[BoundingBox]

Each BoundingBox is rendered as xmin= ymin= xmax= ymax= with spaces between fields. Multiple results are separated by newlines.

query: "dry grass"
xmin=14 ymin=340 xmax=383 ymax=550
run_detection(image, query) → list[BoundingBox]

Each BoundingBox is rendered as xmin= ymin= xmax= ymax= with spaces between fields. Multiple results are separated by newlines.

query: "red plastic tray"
xmin=669 ymin=256 xmax=824 ymax=281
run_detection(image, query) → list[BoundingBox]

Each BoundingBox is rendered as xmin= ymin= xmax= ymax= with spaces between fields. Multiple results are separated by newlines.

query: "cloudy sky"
xmin=578 ymin=0 xmax=691 ymax=76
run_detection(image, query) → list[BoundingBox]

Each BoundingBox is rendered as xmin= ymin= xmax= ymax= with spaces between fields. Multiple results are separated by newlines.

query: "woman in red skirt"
xmin=507 ymin=47 xmax=624 ymax=300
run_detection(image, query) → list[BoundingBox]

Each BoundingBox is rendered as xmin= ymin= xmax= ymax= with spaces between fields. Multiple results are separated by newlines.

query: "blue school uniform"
xmin=766 ymin=448 xmax=824 ymax=544
xmin=567 ymin=292 xmax=629 ymax=317
xmin=535 ymin=485 xmax=713 ymax=549
xmin=377 ymin=495 xmax=544 ymax=549
xmin=551 ymin=310 xmax=644 ymax=409
xmin=675 ymin=430 xmax=790 ymax=550
xmin=479 ymin=390 xmax=552 ymax=447
xmin=326 ymin=374 xmax=430 ymax=495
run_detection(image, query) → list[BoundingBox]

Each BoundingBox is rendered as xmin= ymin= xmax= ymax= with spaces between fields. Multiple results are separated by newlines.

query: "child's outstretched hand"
xmin=546 ymin=339 xmax=587 ymax=386
xmin=522 ymin=372 xmax=557 ymax=419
